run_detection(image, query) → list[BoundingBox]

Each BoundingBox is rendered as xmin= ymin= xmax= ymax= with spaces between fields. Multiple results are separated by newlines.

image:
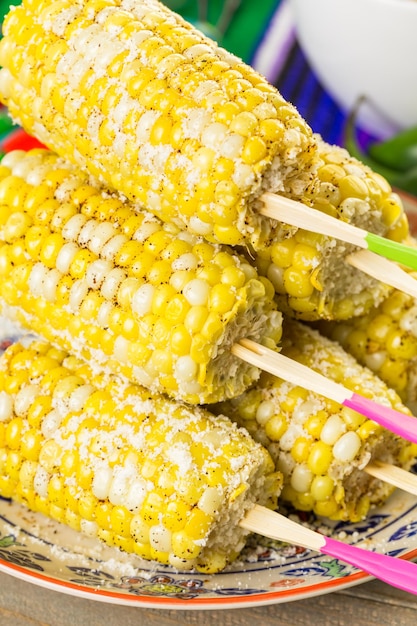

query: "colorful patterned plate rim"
xmin=1 ymin=489 xmax=417 ymax=610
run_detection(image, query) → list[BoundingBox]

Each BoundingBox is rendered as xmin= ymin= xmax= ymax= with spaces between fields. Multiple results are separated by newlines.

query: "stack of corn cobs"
xmin=1 ymin=0 xmax=417 ymax=575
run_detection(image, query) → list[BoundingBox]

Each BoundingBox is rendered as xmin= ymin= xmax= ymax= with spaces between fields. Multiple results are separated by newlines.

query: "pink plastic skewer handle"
xmin=322 ymin=536 xmax=417 ymax=596
xmin=343 ymin=394 xmax=417 ymax=445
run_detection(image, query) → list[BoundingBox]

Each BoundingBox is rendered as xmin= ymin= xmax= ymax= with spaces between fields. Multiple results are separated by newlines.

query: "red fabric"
xmin=1 ymin=128 xmax=46 ymax=152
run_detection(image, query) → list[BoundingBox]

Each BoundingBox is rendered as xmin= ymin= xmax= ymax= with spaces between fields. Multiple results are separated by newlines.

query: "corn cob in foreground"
xmin=0 ymin=149 xmax=283 ymax=404
xmin=215 ymin=319 xmax=417 ymax=522
xmin=0 ymin=338 xmax=281 ymax=573
xmin=0 ymin=0 xmax=317 ymax=250
xmin=319 ymin=271 xmax=417 ymax=414
xmin=253 ymin=137 xmax=409 ymax=321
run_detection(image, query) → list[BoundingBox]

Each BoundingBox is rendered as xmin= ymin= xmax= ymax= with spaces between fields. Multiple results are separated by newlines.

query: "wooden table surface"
xmin=1 ymin=571 xmax=417 ymax=626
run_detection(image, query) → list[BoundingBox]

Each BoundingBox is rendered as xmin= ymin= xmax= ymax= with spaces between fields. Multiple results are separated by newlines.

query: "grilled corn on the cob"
xmin=320 ymin=273 xmax=417 ymax=413
xmin=253 ymin=138 xmax=409 ymax=321
xmin=0 ymin=337 xmax=281 ymax=573
xmin=216 ymin=319 xmax=417 ymax=522
xmin=0 ymin=148 xmax=283 ymax=404
xmin=0 ymin=0 xmax=317 ymax=249
xmin=0 ymin=1 xmax=411 ymax=322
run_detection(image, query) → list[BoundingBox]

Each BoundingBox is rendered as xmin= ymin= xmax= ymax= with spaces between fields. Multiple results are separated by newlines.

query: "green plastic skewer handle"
xmin=366 ymin=233 xmax=417 ymax=270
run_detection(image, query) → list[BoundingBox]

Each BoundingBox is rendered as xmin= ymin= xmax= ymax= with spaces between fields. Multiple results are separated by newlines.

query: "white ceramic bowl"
xmin=290 ymin=0 xmax=417 ymax=134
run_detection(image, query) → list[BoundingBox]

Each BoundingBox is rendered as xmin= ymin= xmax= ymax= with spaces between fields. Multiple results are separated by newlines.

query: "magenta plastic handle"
xmin=322 ymin=536 xmax=417 ymax=595
xmin=343 ymin=393 xmax=417 ymax=445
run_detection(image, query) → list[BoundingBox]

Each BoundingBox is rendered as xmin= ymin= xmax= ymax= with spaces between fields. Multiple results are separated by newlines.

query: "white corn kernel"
xmin=89 ymin=222 xmax=116 ymax=255
xmin=101 ymin=234 xmax=128 ymax=260
xmin=132 ymin=284 xmax=155 ymax=317
xmin=68 ymin=384 xmax=95 ymax=412
xmin=113 ymin=335 xmax=129 ymax=362
xmin=34 ymin=466 xmax=49 ymax=498
xmin=97 ymin=300 xmax=112 ymax=327
xmin=183 ymin=279 xmax=210 ymax=306
xmin=172 ymin=253 xmax=198 ymax=271
xmin=333 ymin=431 xmax=361 ymax=462
xmin=100 ymin=267 xmax=126 ymax=300
xmin=125 ymin=478 xmax=148 ymax=513
xmin=41 ymin=409 xmax=63 ymax=438
xmin=2 ymin=149 xmax=26 ymax=169
xmin=149 ymin=524 xmax=172 ymax=553
xmin=256 ymin=400 xmax=275 ymax=426
xmin=43 ymin=268 xmax=61 ymax=301
xmin=62 ymin=213 xmax=88 ymax=241
xmin=220 ymin=134 xmax=244 ymax=159
xmin=86 ymin=258 xmax=113 ymax=289
xmin=14 ymin=385 xmax=40 ymax=417
xmin=290 ymin=464 xmax=313 ymax=493
xmin=56 ymin=242 xmax=79 ymax=273
xmin=198 ymin=487 xmax=223 ymax=516
xmin=92 ymin=467 xmax=113 ymax=500
xmin=201 ymin=122 xmax=228 ymax=148
xmin=69 ymin=278 xmax=89 ymax=312
xmin=188 ymin=216 xmax=212 ymax=236
xmin=80 ymin=519 xmax=99 ymax=537
xmin=364 ymin=352 xmax=387 ymax=371
xmin=78 ymin=218 xmax=98 ymax=246
xmin=0 ymin=391 xmax=13 ymax=422
xmin=108 ymin=472 xmax=130 ymax=506
xmin=28 ymin=263 xmax=48 ymax=298
xmin=320 ymin=414 xmax=346 ymax=445
xmin=133 ymin=221 xmax=161 ymax=242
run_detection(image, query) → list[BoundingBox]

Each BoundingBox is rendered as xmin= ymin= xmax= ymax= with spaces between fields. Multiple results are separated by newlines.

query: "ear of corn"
xmin=0 ymin=1 xmax=411 ymax=322
xmin=253 ymin=138 xmax=409 ymax=321
xmin=0 ymin=0 xmax=316 ymax=250
xmin=215 ymin=319 xmax=417 ymax=522
xmin=319 ymin=267 xmax=417 ymax=414
xmin=0 ymin=337 xmax=282 ymax=573
xmin=0 ymin=148 xmax=283 ymax=404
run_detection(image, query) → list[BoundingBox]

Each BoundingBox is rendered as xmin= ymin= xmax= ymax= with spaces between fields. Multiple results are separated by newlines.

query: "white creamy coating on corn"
xmin=0 ymin=149 xmax=283 ymax=405
xmin=0 ymin=0 xmax=317 ymax=250
xmin=0 ymin=339 xmax=282 ymax=574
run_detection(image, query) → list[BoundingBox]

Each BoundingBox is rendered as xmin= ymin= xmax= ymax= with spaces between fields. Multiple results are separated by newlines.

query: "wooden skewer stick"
xmin=365 ymin=460 xmax=417 ymax=496
xmin=347 ymin=250 xmax=417 ymax=299
xmin=260 ymin=191 xmax=417 ymax=271
xmin=240 ymin=505 xmax=417 ymax=596
xmin=232 ymin=339 xmax=417 ymax=445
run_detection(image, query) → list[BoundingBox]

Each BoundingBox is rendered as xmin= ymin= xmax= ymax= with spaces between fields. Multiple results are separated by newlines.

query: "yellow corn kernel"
xmin=171 ymin=530 xmax=201 ymax=560
xmin=307 ymin=441 xmax=333 ymax=475
xmin=310 ymin=475 xmax=335 ymax=501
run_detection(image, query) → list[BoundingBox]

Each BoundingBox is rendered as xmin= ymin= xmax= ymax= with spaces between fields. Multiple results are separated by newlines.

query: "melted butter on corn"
xmin=0 ymin=0 xmax=316 ymax=249
xmin=216 ymin=320 xmax=417 ymax=522
xmin=0 ymin=149 xmax=283 ymax=404
xmin=0 ymin=338 xmax=282 ymax=573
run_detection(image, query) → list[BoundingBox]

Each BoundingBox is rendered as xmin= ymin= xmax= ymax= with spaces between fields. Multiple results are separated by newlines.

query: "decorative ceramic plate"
xmin=2 ymin=194 xmax=417 ymax=610
xmin=0 ymin=320 xmax=417 ymax=610
xmin=1 ymin=488 xmax=417 ymax=610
